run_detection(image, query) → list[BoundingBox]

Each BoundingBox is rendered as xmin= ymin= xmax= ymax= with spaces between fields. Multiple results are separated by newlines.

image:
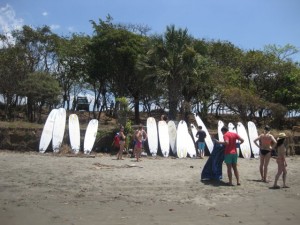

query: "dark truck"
xmin=75 ymin=96 xmax=90 ymax=111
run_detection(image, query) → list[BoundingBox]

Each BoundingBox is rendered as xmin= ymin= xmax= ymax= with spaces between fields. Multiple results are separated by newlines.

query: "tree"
xmin=141 ymin=25 xmax=198 ymax=120
xmin=54 ymin=33 xmax=90 ymax=110
xmin=89 ymin=16 xmax=148 ymax=123
xmin=0 ymin=44 xmax=28 ymax=120
xmin=19 ymin=72 xmax=61 ymax=122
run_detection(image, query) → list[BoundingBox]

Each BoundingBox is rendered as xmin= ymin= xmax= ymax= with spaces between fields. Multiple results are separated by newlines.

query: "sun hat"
xmin=278 ymin=133 xmax=286 ymax=139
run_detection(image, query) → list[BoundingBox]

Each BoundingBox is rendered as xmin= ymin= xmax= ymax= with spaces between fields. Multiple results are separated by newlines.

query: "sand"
xmin=0 ymin=151 xmax=299 ymax=225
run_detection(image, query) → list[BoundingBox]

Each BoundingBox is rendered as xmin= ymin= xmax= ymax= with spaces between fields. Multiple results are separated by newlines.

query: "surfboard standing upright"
xmin=83 ymin=119 xmax=98 ymax=154
xmin=147 ymin=117 xmax=158 ymax=156
xmin=217 ymin=120 xmax=225 ymax=142
xmin=247 ymin=121 xmax=260 ymax=158
xmin=52 ymin=108 xmax=66 ymax=153
xmin=39 ymin=109 xmax=58 ymax=153
xmin=158 ymin=120 xmax=170 ymax=157
xmin=168 ymin=120 xmax=177 ymax=155
xmin=176 ymin=120 xmax=188 ymax=158
xmin=69 ymin=114 xmax=81 ymax=154
xmin=194 ymin=114 xmax=214 ymax=154
xmin=236 ymin=122 xmax=251 ymax=159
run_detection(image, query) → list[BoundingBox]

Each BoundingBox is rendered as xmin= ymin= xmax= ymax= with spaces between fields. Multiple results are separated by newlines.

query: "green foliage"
xmin=116 ymin=97 xmax=129 ymax=111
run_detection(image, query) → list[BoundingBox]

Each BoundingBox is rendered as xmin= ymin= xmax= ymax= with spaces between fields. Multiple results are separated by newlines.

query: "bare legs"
xmin=226 ymin=163 xmax=240 ymax=185
xmin=135 ymin=147 xmax=142 ymax=162
xmin=259 ymin=153 xmax=271 ymax=182
xmin=116 ymin=142 xmax=125 ymax=160
xmin=273 ymin=160 xmax=288 ymax=188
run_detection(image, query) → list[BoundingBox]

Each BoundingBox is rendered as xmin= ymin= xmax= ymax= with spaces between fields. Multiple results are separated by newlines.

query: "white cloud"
xmin=42 ymin=11 xmax=48 ymax=16
xmin=67 ymin=26 xmax=75 ymax=32
xmin=0 ymin=4 xmax=23 ymax=33
xmin=50 ymin=24 xmax=60 ymax=30
xmin=0 ymin=4 xmax=23 ymax=47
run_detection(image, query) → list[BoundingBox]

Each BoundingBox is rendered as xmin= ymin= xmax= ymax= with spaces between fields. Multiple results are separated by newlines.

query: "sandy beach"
xmin=0 ymin=151 xmax=299 ymax=225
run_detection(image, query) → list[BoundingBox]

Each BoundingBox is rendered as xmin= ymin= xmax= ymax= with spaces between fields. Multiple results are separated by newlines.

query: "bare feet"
xmin=272 ymin=185 xmax=280 ymax=189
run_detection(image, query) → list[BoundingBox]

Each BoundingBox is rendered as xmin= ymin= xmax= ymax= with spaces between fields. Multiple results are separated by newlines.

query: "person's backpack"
xmin=113 ymin=133 xmax=120 ymax=148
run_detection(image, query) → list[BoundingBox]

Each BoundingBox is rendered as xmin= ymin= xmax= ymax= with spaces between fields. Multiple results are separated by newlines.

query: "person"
xmin=196 ymin=126 xmax=206 ymax=158
xmin=253 ymin=125 xmax=277 ymax=183
xmin=215 ymin=126 xmax=244 ymax=186
xmin=116 ymin=126 xmax=126 ymax=160
xmin=134 ymin=124 xmax=147 ymax=162
xmin=272 ymin=133 xmax=289 ymax=189
xmin=161 ymin=114 xmax=168 ymax=122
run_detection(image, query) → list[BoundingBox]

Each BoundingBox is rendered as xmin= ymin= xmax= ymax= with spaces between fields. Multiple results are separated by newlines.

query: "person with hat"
xmin=272 ymin=133 xmax=289 ymax=189
xmin=253 ymin=125 xmax=277 ymax=182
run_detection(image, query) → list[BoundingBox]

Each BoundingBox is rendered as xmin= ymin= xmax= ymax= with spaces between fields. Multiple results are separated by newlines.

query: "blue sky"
xmin=1 ymin=0 xmax=300 ymax=61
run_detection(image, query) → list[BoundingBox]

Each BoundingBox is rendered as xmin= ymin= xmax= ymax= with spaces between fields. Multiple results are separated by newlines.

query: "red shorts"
xmin=135 ymin=141 xmax=142 ymax=148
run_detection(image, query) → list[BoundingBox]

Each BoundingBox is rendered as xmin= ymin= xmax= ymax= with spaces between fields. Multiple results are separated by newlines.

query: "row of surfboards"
xmin=39 ymin=108 xmax=98 ymax=154
xmin=146 ymin=114 xmax=260 ymax=159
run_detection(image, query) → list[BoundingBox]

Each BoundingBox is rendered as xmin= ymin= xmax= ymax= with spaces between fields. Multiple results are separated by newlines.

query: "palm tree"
xmin=141 ymin=25 xmax=198 ymax=120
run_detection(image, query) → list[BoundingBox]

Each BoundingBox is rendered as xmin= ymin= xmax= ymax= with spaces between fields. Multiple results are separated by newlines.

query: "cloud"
xmin=0 ymin=4 xmax=23 ymax=33
xmin=50 ymin=24 xmax=60 ymax=30
xmin=42 ymin=11 xmax=48 ymax=16
xmin=0 ymin=4 xmax=23 ymax=47
xmin=67 ymin=26 xmax=75 ymax=32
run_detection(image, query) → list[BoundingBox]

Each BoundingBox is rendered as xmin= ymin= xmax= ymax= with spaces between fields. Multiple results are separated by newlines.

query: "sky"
xmin=0 ymin=0 xmax=300 ymax=62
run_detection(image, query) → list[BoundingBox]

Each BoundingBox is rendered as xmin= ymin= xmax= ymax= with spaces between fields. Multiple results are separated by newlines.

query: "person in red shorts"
xmin=216 ymin=126 xmax=244 ymax=186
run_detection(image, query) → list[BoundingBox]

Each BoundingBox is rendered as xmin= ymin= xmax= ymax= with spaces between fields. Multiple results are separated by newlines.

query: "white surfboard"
xmin=190 ymin=124 xmax=198 ymax=143
xmin=52 ymin=108 xmax=66 ymax=153
xmin=84 ymin=119 xmax=98 ymax=154
xmin=194 ymin=114 xmax=214 ymax=154
xmin=69 ymin=114 xmax=80 ymax=154
xmin=168 ymin=120 xmax=177 ymax=155
xmin=228 ymin=122 xmax=236 ymax=133
xmin=147 ymin=117 xmax=158 ymax=156
xmin=176 ymin=120 xmax=188 ymax=158
xmin=247 ymin=121 xmax=260 ymax=158
xmin=39 ymin=109 xmax=58 ymax=153
xmin=228 ymin=122 xmax=240 ymax=156
xmin=158 ymin=121 xmax=170 ymax=157
xmin=186 ymin=128 xmax=197 ymax=158
xmin=218 ymin=120 xmax=224 ymax=142
xmin=236 ymin=122 xmax=251 ymax=159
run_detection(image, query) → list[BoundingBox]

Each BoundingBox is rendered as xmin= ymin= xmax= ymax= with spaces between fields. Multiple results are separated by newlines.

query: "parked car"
xmin=75 ymin=96 xmax=90 ymax=111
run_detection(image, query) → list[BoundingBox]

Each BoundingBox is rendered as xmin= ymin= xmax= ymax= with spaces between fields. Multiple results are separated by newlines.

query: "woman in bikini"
xmin=253 ymin=125 xmax=277 ymax=182
xmin=116 ymin=126 xmax=126 ymax=160
xmin=272 ymin=133 xmax=289 ymax=189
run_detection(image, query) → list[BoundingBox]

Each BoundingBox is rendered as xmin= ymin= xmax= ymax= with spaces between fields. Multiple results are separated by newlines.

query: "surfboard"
xmin=228 ymin=122 xmax=236 ymax=133
xmin=247 ymin=121 xmax=260 ymax=158
xmin=83 ymin=119 xmax=98 ymax=154
xmin=186 ymin=127 xmax=197 ymax=158
xmin=190 ymin=123 xmax=198 ymax=143
xmin=168 ymin=120 xmax=177 ymax=155
xmin=68 ymin=114 xmax=80 ymax=154
xmin=176 ymin=120 xmax=188 ymax=158
xmin=147 ymin=117 xmax=158 ymax=156
xmin=194 ymin=114 xmax=214 ymax=154
xmin=217 ymin=120 xmax=224 ymax=142
xmin=39 ymin=109 xmax=58 ymax=153
xmin=52 ymin=108 xmax=66 ymax=153
xmin=236 ymin=122 xmax=251 ymax=159
xmin=228 ymin=122 xmax=240 ymax=156
xmin=158 ymin=120 xmax=170 ymax=157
